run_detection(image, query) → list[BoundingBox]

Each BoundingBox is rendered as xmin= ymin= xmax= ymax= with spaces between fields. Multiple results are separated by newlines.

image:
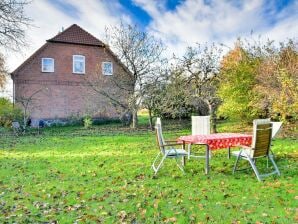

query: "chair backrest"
xmin=155 ymin=117 xmax=165 ymax=142
xmin=252 ymin=118 xmax=270 ymax=139
xmin=155 ymin=123 xmax=166 ymax=154
xmin=271 ymin=122 xmax=282 ymax=139
xmin=191 ymin=116 xmax=210 ymax=135
xmin=251 ymin=119 xmax=272 ymax=158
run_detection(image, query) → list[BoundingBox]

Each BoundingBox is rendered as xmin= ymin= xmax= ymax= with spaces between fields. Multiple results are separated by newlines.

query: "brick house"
xmin=11 ymin=24 xmax=131 ymax=126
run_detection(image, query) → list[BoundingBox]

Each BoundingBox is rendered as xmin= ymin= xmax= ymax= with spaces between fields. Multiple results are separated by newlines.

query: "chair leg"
xmin=182 ymin=156 xmax=185 ymax=166
xmin=152 ymin=152 xmax=166 ymax=175
xmin=269 ymin=155 xmax=280 ymax=176
xmin=233 ymin=153 xmax=241 ymax=174
xmin=175 ymin=156 xmax=185 ymax=173
xmin=247 ymin=157 xmax=262 ymax=181
xmin=152 ymin=152 xmax=161 ymax=169
xmin=154 ymin=155 xmax=167 ymax=175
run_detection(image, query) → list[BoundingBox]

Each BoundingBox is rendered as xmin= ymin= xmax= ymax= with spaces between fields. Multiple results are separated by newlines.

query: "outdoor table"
xmin=178 ymin=133 xmax=252 ymax=174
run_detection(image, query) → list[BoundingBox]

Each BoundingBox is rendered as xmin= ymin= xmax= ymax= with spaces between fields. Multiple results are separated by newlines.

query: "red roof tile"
xmin=47 ymin=24 xmax=105 ymax=47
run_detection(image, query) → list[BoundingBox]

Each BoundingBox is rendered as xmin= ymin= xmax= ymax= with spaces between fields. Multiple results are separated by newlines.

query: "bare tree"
xmin=15 ymin=88 xmax=43 ymax=131
xmin=0 ymin=0 xmax=31 ymax=51
xmin=178 ymin=44 xmax=222 ymax=132
xmin=86 ymin=61 xmax=133 ymax=125
xmin=142 ymin=71 xmax=168 ymax=129
xmin=104 ymin=23 xmax=166 ymax=128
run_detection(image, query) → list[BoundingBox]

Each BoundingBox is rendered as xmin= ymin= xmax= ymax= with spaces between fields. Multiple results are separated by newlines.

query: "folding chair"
xmin=188 ymin=116 xmax=211 ymax=159
xmin=152 ymin=119 xmax=187 ymax=175
xmin=232 ymin=119 xmax=280 ymax=181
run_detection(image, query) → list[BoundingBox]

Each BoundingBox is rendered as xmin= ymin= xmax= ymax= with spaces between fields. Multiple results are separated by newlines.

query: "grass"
xmin=0 ymin=118 xmax=297 ymax=223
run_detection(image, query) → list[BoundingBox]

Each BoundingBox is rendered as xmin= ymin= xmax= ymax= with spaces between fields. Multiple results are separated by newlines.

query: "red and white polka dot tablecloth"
xmin=178 ymin=133 xmax=252 ymax=150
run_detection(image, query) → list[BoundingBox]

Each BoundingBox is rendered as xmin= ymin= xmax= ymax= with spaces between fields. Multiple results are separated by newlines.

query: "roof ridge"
xmin=47 ymin=24 xmax=76 ymax=42
xmin=47 ymin=24 xmax=105 ymax=47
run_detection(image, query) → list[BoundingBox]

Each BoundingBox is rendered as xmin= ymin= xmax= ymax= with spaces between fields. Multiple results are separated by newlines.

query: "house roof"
xmin=11 ymin=24 xmax=106 ymax=75
xmin=47 ymin=24 xmax=105 ymax=47
xmin=11 ymin=24 xmax=131 ymax=77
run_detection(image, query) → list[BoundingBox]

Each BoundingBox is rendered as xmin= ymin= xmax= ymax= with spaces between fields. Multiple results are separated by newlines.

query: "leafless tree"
xmin=104 ymin=22 xmax=166 ymax=128
xmin=86 ymin=61 xmax=133 ymax=125
xmin=142 ymin=71 xmax=168 ymax=129
xmin=15 ymin=88 xmax=43 ymax=131
xmin=0 ymin=0 xmax=31 ymax=51
xmin=178 ymin=44 xmax=222 ymax=132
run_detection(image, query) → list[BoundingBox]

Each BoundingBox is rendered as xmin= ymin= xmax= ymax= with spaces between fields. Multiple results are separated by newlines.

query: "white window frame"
xmin=102 ymin=62 xmax=113 ymax=76
xmin=41 ymin=58 xmax=54 ymax=73
xmin=73 ymin=55 xmax=85 ymax=74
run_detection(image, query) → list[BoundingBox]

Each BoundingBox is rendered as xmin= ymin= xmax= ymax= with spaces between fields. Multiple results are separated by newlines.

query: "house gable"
xmin=12 ymin=24 xmax=132 ymax=123
xmin=12 ymin=24 xmax=130 ymax=78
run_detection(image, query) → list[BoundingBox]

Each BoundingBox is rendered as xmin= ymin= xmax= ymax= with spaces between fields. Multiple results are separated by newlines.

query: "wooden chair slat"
xmin=252 ymin=123 xmax=272 ymax=158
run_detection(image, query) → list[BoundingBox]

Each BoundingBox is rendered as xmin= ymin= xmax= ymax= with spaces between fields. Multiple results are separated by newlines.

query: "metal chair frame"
xmin=152 ymin=121 xmax=187 ymax=175
xmin=232 ymin=120 xmax=280 ymax=181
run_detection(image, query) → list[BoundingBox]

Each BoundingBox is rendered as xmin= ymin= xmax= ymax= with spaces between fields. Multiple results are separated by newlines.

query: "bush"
xmin=0 ymin=98 xmax=22 ymax=127
xmin=67 ymin=113 xmax=82 ymax=126
xmin=93 ymin=117 xmax=120 ymax=125
xmin=83 ymin=115 xmax=93 ymax=129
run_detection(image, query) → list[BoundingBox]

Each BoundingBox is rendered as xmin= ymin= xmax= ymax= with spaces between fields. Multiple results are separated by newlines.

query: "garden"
xmin=0 ymin=117 xmax=297 ymax=223
xmin=0 ymin=0 xmax=297 ymax=223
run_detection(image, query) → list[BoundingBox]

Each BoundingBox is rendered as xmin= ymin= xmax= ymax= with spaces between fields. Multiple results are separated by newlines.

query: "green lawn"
xmin=0 ymin=119 xmax=297 ymax=223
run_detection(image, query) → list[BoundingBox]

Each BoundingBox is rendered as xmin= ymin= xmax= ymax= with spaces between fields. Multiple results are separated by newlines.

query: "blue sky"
xmin=4 ymin=0 xmax=298 ymax=72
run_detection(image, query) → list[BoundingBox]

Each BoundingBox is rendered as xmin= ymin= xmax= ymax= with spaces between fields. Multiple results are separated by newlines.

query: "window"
xmin=73 ymin=55 xmax=85 ymax=74
xmin=41 ymin=58 xmax=54 ymax=72
xmin=102 ymin=62 xmax=113 ymax=76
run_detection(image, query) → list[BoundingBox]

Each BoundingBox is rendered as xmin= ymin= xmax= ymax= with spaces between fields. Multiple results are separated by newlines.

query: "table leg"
xmin=205 ymin=145 xmax=210 ymax=174
xmin=183 ymin=141 xmax=186 ymax=166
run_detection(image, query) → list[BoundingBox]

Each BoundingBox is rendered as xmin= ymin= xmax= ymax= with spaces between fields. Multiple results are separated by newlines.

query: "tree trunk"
xmin=148 ymin=108 xmax=153 ymax=130
xmin=205 ymin=99 xmax=217 ymax=133
xmin=131 ymin=110 xmax=138 ymax=129
xmin=22 ymin=107 xmax=28 ymax=133
xmin=211 ymin=109 xmax=217 ymax=133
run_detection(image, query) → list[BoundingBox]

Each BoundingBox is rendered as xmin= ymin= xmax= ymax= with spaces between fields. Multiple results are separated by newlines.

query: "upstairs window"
xmin=102 ymin=62 xmax=113 ymax=76
xmin=73 ymin=55 xmax=85 ymax=74
xmin=41 ymin=58 xmax=54 ymax=72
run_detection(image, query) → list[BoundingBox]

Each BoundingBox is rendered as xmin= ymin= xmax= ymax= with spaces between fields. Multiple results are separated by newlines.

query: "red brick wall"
xmin=13 ymin=42 xmax=130 ymax=124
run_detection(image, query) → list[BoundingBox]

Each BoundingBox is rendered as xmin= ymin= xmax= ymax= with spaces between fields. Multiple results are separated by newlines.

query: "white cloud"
xmin=5 ymin=0 xmax=298 ymax=70
xmin=134 ymin=0 xmax=298 ymax=57
xmin=132 ymin=0 xmax=167 ymax=17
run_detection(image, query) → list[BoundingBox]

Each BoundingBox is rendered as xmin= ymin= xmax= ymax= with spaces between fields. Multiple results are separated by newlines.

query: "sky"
xmin=3 ymin=0 xmax=298 ymax=77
